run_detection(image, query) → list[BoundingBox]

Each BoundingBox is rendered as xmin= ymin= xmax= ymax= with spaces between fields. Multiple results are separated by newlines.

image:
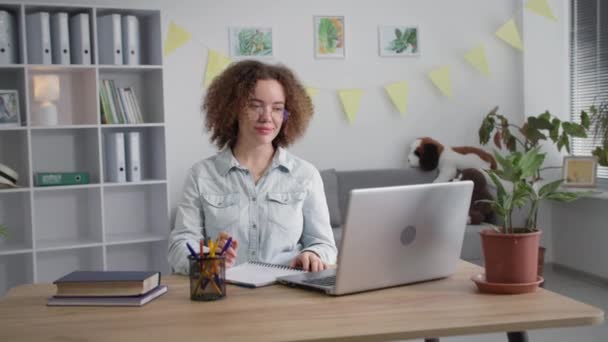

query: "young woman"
xmin=168 ymin=60 xmax=337 ymax=274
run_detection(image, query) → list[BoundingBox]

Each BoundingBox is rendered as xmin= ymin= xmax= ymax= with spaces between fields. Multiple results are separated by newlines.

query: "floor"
xmin=434 ymin=265 xmax=608 ymax=342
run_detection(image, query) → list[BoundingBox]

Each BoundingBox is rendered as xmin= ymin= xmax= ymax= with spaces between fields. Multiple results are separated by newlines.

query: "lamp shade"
xmin=33 ymin=75 xmax=61 ymax=102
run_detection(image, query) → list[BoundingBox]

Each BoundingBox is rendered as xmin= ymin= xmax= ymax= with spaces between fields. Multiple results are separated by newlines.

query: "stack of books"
xmin=99 ymin=79 xmax=144 ymax=124
xmin=47 ymin=270 xmax=167 ymax=307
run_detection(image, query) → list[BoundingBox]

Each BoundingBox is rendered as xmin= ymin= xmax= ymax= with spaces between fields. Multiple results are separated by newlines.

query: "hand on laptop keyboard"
xmin=289 ymin=251 xmax=328 ymax=272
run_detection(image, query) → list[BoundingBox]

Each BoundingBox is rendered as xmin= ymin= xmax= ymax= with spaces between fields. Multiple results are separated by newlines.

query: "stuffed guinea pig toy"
xmin=407 ymin=137 xmax=496 ymax=183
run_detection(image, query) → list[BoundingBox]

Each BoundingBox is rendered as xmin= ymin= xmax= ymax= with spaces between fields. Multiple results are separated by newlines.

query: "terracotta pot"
xmin=480 ymin=229 xmax=541 ymax=284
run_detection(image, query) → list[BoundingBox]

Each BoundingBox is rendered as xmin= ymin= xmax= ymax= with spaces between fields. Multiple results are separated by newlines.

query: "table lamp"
xmin=33 ymin=75 xmax=60 ymax=126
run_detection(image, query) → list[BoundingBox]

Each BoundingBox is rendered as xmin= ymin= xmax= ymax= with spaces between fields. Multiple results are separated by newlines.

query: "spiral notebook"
xmin=226 ymin=262 xmax=305 ymax=288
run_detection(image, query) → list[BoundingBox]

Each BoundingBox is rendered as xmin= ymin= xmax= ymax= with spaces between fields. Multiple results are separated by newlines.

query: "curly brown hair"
xmin=202 ymin=60 xmax=313 ymax=149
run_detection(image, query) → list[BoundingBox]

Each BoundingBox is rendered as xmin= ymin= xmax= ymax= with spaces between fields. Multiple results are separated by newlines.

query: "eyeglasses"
xmin=246 ymin=100 xmax=289 ymax=121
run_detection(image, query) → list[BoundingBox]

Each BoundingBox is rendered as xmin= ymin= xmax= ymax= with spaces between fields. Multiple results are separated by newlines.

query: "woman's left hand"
xmin=289 ymin=251 xmax=327 ymax=272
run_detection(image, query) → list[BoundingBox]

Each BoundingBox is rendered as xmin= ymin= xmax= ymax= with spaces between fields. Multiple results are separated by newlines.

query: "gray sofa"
xmin=320 ymin=168 xmax=485 ymax=263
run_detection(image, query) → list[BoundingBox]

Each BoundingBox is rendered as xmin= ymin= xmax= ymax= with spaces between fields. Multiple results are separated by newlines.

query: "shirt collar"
xmin=215 ymin=146 xmax=294 ymax=177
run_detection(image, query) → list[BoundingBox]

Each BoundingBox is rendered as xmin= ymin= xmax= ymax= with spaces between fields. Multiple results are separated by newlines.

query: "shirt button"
xmin=252 ymin=224 xmax=257 ymax=229
xmin=250 ymin=251 xmax=255 ymax=257
xmin=252 ymin=196 xmax=257 ymax=202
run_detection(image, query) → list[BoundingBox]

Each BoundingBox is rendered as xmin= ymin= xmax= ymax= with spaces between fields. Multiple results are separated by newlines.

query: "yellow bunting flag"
xmin=163 ymin=21 xmax=192 ymax=56
xmin=525 ymin=0 xmax=557 ymax=21
xmin=204 ymin=50 xmax=232 ymax=88
xmin=384 ymin=81 xmax=409 ymax=115
xmin=496 ymin=19 xmax=523 ymax=51
xmin=428 ymin=66 xmax=452 ymax=98
xmin=338 ymin=89 xmax=363 ymax=123
xmin=464 ymin=45 xmax=491 ymax=76
xmin=305 ymin=87 xmax=320 ymax=99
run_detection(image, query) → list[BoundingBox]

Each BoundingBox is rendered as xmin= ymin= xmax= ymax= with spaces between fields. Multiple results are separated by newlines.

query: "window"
xmin=570 ymin=0 xmax=608 ymax=178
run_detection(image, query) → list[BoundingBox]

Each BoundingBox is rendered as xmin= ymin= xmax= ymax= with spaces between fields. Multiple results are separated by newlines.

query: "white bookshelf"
xmin=0 ymin=3 xmax=169 ymax=296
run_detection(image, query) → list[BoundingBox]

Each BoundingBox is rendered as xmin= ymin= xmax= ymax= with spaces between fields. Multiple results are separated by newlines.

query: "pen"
xmin=219 ymin=237 xmax=232 ymax=256
xmin=186 ymin=242 xmax=198 ymax=259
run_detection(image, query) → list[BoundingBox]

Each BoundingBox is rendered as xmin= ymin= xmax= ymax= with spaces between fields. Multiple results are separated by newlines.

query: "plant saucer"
xmin=471 ymin=273 xmax=544 ymax=295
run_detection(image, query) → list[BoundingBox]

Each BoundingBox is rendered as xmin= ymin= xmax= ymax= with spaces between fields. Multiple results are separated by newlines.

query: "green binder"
xmin=35 ymin=172 xmax=90 ymax=187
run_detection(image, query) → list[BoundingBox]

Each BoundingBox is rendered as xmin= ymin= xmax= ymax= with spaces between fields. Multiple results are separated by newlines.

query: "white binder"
xmin=0 ymin=10 xmax=18 ymax=64
xmin=50 ymin=12 xmax=70 ymax=64
xmin=125 ymin=131 xmax=142 ymax=182
xmin=121 ymin=15 xmax=140 ymax=65
xmin=105 ymin=132 xmax=127 ymax=182
xmin=97 ymin=14 xmax=122 ymax=65
xmin=26 ymin=12 xmax=52 ymax=64
xmin=69 ymin=13 xmax=91 ymax=65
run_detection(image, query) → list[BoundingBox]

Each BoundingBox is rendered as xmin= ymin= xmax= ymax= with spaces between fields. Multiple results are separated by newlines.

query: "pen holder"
xmin=188 ymin=255 xmax=226 ymax=301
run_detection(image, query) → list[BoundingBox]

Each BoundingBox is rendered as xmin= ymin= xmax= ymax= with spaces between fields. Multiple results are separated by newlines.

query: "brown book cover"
xmin=53 ymin=271 xmax=160 ymax=297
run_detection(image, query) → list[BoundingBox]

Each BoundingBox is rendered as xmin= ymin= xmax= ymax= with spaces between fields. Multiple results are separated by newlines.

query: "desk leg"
xmin=424 ymin=338 xmax=439 ymax=342
xmin=507 ymin=331 xmax=529 ymax=342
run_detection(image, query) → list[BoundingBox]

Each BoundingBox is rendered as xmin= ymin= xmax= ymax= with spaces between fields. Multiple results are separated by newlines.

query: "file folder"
xmin=105 ymin=132 xmax=127 ymax=182
xmin=126 ymin=131 xmax=142 ymax=182
xmin=26 ymin=12 xmax=52 ymax=64
xmin=69 ymin=13 xmax=91 ymax=64
xmin=121 ymin=15 xmax=140 ymax=65
xmin=97 ymin=14 xmax=122 ymax=65
xmin=51 ymin=12 xmax=70 ymax=64
xmin=0 ymin=10 xmax=18 ymax=64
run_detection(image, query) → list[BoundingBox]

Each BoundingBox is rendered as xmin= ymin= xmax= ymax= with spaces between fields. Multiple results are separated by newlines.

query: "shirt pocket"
xmin=201 ymin=193 xmax=240 ymax=233
xmin=266 ymin=191 xmax=306 ymax=239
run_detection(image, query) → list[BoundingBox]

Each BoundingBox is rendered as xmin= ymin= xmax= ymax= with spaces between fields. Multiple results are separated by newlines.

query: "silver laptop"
xmin=277 ymin=181 xmax=473 ymax=295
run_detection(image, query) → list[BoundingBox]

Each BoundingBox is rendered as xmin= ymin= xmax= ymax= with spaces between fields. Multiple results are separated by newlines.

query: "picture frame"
xmin=229 ymin=26 xmax=274 ymax=58
xmin=562 ymin=156 xmax=598 ymax=188
xmin=314 ymin=16 xmax=345 ymax=59
xmin=378 ymin=25 xmax=419 ymax=57
xmin=0 ymin=89 xmax=21 ymax=128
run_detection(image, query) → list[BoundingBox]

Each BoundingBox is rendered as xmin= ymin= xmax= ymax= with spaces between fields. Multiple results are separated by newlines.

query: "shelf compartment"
xmin=0 ymin=129 xmax=30 ymax=187
xmin=0 ymin=253 xmax=34 ymax=296
xmin=0 ymin=67 xmax=27 ymax=126
xmin=95 ymin=8 xmax=161 ymax=66
xmin=24 ymin=6 xmax=95 ymax=65
xmin=28 ymin=67 xmax=97 ymax=126
xmin=102 ymin=126 xmax=166 ymax=182
xmin=102 ymin=183 xmax=168 ymax=239
xmin=33 ymin=187 xmax=102 ymax=249
xmin=98 ymin=68 xmax=164 ymax=124
xmin=36 ymin=246 xmax=103 ymax=283
xmin=31 ymin=128 xmax=100 ymax=184
xmin=0 ymin=191 xmax=33 ymax=252
xmin=0 ymin=4 xmax=25 ymax=64
xmin=106 ymin=240 xmax=169 ymax=273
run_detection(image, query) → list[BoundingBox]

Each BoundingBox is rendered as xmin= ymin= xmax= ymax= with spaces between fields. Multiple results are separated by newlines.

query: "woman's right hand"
xmin=217 ymin=231 xmax=238 ymax=268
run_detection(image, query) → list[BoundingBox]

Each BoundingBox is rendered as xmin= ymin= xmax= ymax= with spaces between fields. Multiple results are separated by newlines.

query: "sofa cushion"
xmin=320 ymin=168 xmax=342 ymax=227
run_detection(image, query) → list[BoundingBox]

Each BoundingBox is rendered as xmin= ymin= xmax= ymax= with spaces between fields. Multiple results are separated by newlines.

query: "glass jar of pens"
xmin=188 ymin=253 xmax=226 ymax=301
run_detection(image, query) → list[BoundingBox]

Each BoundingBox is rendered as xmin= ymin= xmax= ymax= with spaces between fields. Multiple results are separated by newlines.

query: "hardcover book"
xmin=53 ymin=270 xmax=160 ymax=297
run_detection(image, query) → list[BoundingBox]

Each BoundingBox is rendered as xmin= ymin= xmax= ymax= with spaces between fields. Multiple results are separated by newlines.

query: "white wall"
xmin=17 ymin=0 xmax=526 ymax=225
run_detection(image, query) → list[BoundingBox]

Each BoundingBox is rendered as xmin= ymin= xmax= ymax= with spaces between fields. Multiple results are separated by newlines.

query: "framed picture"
xmin=0 ymin=90 xmax=20 ymax=127
xmin=563 ymin=156 xmax=598 ymax=187
xmin=314 ymin=16 xmax=345 ymax=59
xmin=229 ymin=27 xmax=274 ymax=58
xmin=379 ymin=26 xmax=419 ymax=57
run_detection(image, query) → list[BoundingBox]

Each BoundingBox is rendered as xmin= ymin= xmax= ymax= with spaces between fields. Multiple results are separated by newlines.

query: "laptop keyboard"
xmin=302 ymin=275 xmax=336 ymax=287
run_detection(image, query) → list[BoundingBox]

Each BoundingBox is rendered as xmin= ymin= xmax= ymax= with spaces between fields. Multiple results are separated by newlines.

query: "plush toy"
xmin=456 ymin=168 xmax=495 ymax=225
xmin=407 ymin=137 xmax=496 ymax=183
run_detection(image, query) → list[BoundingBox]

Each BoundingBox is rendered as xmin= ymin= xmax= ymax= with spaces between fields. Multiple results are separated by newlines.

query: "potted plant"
xmin=587 ymin=101 xmax=608 ymax=166
xmin=474 ymin=107 xmax=590 ymax=293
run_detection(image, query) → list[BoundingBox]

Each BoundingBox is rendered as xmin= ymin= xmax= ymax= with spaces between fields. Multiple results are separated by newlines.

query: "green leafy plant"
xmin=586 ymin=101 xmax=608 ymax=166
xmin=387 ymin=28 xmax=417 ymax=54
xmin=0 ymin=224 xmax=8 ymax=239
xmin=478 ymin=107 xmax=591 ymax=233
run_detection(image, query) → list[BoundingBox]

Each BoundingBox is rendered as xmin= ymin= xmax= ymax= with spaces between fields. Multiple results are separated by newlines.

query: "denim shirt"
xmin=168 ymin=147 xmax=338 ymax=275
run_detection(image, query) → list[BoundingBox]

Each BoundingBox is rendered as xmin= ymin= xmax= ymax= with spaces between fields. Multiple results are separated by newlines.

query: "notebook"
xmin=226 ymin=262 xmax=305 ymax=288
xmin=53 ymin=270 xmax=160 ymax=297
xmin=47 ymin=285 xmax=168 ymax=307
